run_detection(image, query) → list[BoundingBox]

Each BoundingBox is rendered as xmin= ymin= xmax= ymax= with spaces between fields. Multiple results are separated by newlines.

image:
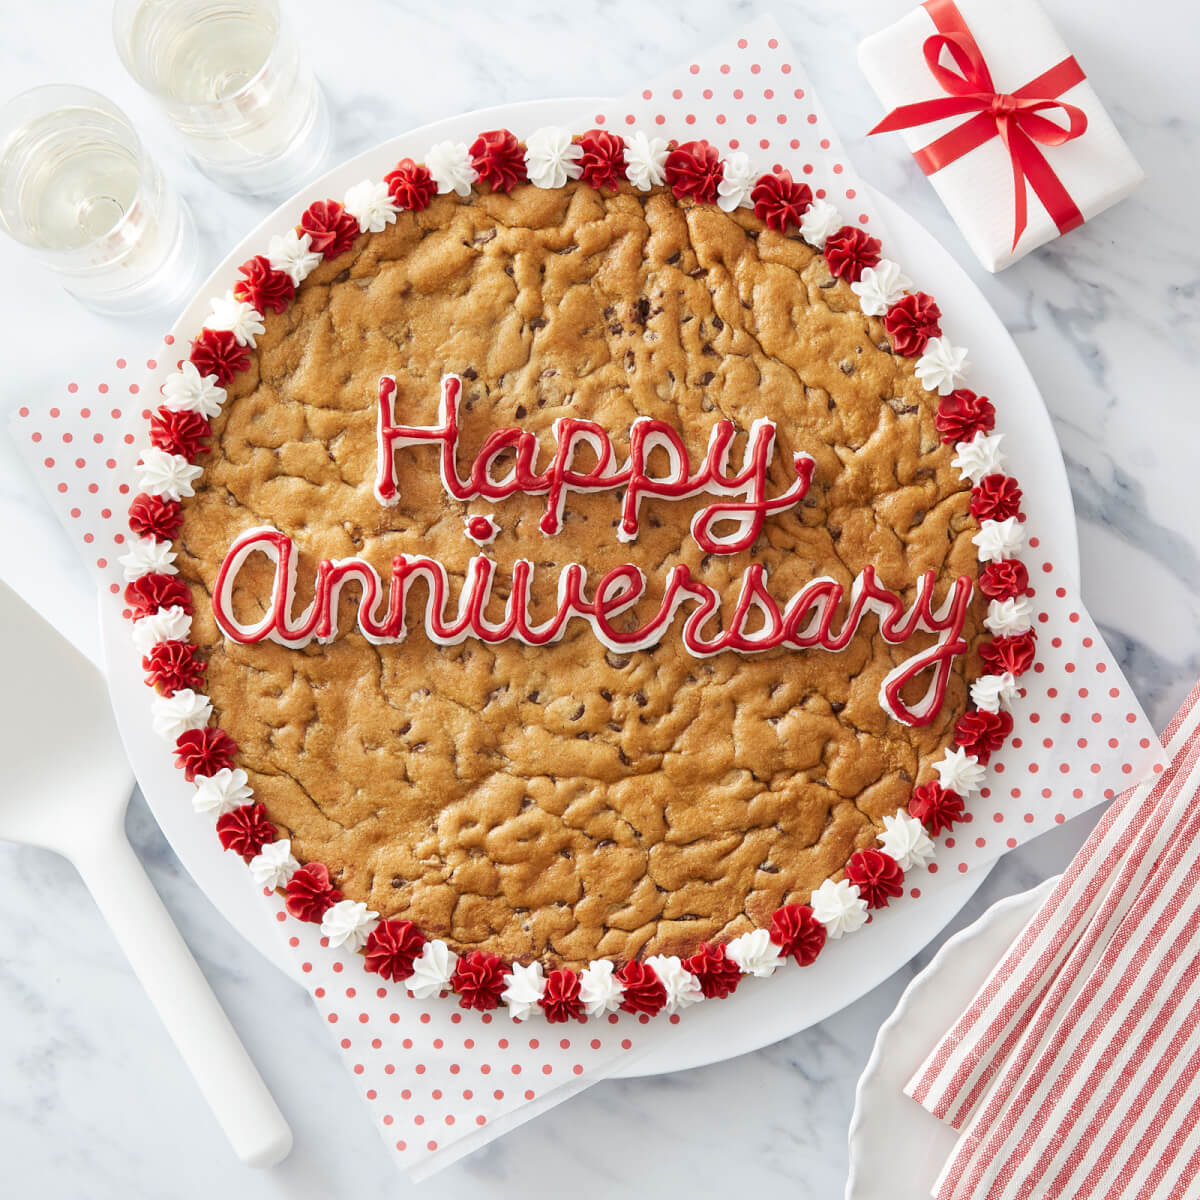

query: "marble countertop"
xmin=1 ymin=0 xmax=1197 ymax=1196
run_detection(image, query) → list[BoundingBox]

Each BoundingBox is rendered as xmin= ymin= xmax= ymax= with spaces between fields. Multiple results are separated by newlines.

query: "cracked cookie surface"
xmin=177 ymin=182 xmax=983 ymax=969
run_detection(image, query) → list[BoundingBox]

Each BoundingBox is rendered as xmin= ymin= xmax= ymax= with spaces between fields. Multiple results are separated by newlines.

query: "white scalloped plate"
xmin=846 ymin=875 xmax=1059 ymax=1200
xmin=99 ymin=97 xmax=1078 ymax=1079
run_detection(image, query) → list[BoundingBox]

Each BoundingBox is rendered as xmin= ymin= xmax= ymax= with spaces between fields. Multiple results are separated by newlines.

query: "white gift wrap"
xmin=858 ymin=0 xmax=1143 ymax=271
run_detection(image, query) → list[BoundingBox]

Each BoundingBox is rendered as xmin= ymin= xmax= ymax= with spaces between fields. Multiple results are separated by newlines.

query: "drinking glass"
xmin=113 ymin=0 xmax=331 ymax=196
xmin=0 ymin=85 xmax=200 ymax=315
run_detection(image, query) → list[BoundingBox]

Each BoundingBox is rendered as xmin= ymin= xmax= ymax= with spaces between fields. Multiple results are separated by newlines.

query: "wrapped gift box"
xmin=858 ymin=0 xmax=1143 ymax=271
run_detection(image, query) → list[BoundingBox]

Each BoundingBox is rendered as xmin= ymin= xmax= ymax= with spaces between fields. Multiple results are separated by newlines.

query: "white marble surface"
xmin=0 ymin=1 xmax=1197 ymax=1196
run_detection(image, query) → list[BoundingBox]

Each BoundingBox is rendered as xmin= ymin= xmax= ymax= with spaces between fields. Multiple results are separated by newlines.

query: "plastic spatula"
xmin=0 ymin=580 xmax=292 ymax=1166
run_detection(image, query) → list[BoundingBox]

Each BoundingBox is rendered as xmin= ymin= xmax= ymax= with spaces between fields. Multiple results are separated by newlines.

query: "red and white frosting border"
xmin=123 ymin=126 xmax=1037 ymax=1024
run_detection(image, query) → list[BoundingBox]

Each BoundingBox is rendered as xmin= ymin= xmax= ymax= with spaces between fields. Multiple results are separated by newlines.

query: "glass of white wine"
xmin=0 ymin=85 xmax=200 ymax=315
xmin=113 ymin=0 xmax=331 ymax=196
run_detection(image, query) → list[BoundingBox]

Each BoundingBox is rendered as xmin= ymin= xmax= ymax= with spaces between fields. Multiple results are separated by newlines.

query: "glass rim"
xmin=0 ymin=83 xmax=156 ymax=256
xmin=111 ymin=0 xmax=285 ymax=111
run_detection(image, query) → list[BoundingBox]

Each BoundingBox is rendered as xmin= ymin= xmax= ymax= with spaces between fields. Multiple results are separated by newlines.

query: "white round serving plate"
xmin=845 ymin=875 xmax=1059 ymax=1200
xmin=99 ymin=98 xmax=1079 ymax=1079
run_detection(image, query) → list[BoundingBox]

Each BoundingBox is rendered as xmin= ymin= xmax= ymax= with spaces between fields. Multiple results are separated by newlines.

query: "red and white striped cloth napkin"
xmin=907 ymin=681 xmax=1200 ymax=1200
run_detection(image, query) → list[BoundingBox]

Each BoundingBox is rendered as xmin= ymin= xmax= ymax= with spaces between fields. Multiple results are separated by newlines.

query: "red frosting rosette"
xmin=664 ymin=140 xmax=724 ymax=203
xmin=128 ymin=494 xmax=183 ymax=543
xmin=615 ymin=961 xmax=668 ymax=1016
xmin=216 ymin=802 xmax=276 ymax=862
xmin=971 ymin=474 xmax=1023 ymax=522
xmin=576 ymin=129 xmax=627 ymax=192
xmin=173 ymin=726 xmax=237 ymax=781
xmin=142 ymin=639 xmax=206 ymax=695
xmin=469 ymin=129 xmax=527 ymax=193
xmin=299 ymin=199 xmax=360 ymax=259
xmin=980 ymin=631 xmax=1037 ymax=677
xmin=363 ymin=919 xmax=426 ymax=982
xmin=125 ymin=572 xmax=192 ymax=619
xmin=824 ymin=225 xmax=882 ymax=283
xmin=935 ymin=388 xmax=995 ymax=444
xmin=682 ymin=942 xmax=742 ymax=999
xmin=909 ymin=781 xmax=966 ymax=834
xmin=768 ymin=903 xmax=827 ymax=966
xmin=233 ymin=255 xmax=294 ymax=314
xmin=980 ymin=559 xmax=1029 ymax=600
xmin=384 ymin=158 xmax=437 ymax=212
xmin=883 ymin=291 xmax=942 ymax=356
xmin=189 ymin=328 xmax=250 ymax=386
xmin=285 ymin=862 xmax=342 ymax=922
xmin=539 ymin=968 xmax=586 ymax=1023
xmin=953 ymin=709 xmax=1014 ymax=764
xmin=750 ymin=170 xmax=813 ymax=232
xmin=450 ymin=950 xmax=508 ymax=1011
xmin=845 ymin=849 xmax=905 ymax=908
xmin=149 ymin=406 xmax=212 ymax=460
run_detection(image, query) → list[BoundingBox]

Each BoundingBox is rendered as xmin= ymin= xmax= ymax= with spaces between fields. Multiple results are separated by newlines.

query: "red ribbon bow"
xmin=870 ymin=0 xmax=1089 ymax=250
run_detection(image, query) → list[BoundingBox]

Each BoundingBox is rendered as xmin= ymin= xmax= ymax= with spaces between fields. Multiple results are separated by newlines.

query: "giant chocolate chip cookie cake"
xmin=124 ymin=127 xmax=1036 ymax=1022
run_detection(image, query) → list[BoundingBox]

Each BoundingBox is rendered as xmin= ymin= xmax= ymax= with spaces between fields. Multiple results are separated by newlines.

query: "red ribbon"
xmin=870 ymin=0 xmax=1088 ymax=250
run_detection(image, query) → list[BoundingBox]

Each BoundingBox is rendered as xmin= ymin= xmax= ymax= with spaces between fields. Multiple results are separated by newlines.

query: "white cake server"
xmin=0 ymin=580 xmax=292 ymax=1167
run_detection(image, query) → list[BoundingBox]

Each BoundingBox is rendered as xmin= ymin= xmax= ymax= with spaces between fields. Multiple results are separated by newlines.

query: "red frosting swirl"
xmin=149 ymin=406 xmax=212 ymax=460
xmin=824 ymin=225 xmax=882 ymax=283
xmin=935 ymin=389 xmax=995 ymax=444
xmin=971 ymin=474 xmax=1023 ymax=522
xmin=539 ymin=968 xmax=586 ymax=1023
xmin=954 ymin=709 xmax=1015 ymax=764
xmin=576 ymin=129 xmax=628 ymax=192
xmin=979 ymin=558 xmax=1029 ymax=601
xmin=174 ymin=726 xmax=237 ymax=782
xmin=285 ymin=862 xmax=342 ymax=922
xmin=189 ymin=328 xmax=250 ymax=387
xmin=664 ymin=140 xmax=724 ymax=203
xmin=768 ymin=903 xmax=827 ymax=966
xmin=980 ymin=630 xmax=1037 ymax=677
xmin=469 ymin=129 xmax=527 ymax=193
xmin=363 ymin=919 xmax=426 ymax=981
xmin=883 ymin=292 xmax=942 ymax=357
xmin=682 ymin=942 xmax=742 ymax=999
xmin=909 ymin=781 xmax=965 ymax=834
xmin=450 ymin=950 xmax=508 ymax=1011
xmin=125 ymin=572 xmax=192 ymax=619
xmin=845 ymin=849 xmax=905 ymax=909
xmin=128 ymin=493 xmax=183 ymax=543
xmin=216 ymin=802 xmax=276 ymax=862
xmin=750 ymin=170 xmax=813 ymax=232
xmin=616 ymin=961 xmax=668 ymax=1016
xmin=384 ymin=158 xmax=437 ymax=212
xmin=299 ymin=199 xmax=360 ymax=260
xmin=233 ymin=254 xmax=294 ymax=315
xmin=143 ymin=639 xmax=205 ymax=695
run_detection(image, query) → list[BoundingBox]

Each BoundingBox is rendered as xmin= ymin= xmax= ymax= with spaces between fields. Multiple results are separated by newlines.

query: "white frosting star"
xmin=501 ymin=961 xmax=547 ymax=1021
xmin=119 ymin=536 xmax=177 ymax=581
xmin=205 ymin=291 xmax=266 ymax=348
xmin=623 ymin=131 xmax=669 ymax=191
xmin=934 ymin=747 xmax=986 ymax=796
xmin=161 ymin=361 xmax=225 ymax=419
xmin=915 ymin=336 xmax=970 ymax=395
xmin=131 ymin=605 xmax=192 ymax=654
xmin=985 ymin=596 xmax=1035 ymax=636
xmin=850 ymin=260 xmax=912 ymax=316
xmin=952 ymin=433 xmax=1006 ymax=484
xmin=151 ymin=689 xmax=212 ymax=741
xmin=321 ymin=899 xmax=379 ymax=951
xmin=725 ymin=928 xmax=786 ymax=977
xmin=426 ymin=141 xmax=477 ymax=197
xmin=879 ymin=811 xmax=936 ymax=872
xmin=973 ymin=517 xmax=1026 ymax=563
xmin=267 ymin=229 xmax=322 ymax=285
xmin=971 ymin=671 xmax=1019 ymax=714
xmin=249 ymin=838 xmax=300 ymax=889
xmin=810 ymin=878 xmax=869 ymax=939
xmin=578 ymin=959 xmax=624 ymax=1017
xmin=192 ymin=767 xmax=253 ymax=816
xmin=715 ymin=151 xmax=756 ymax=212
xmin=524 ymin=127 xmax=582 ymax=189
xmin=342 ymin=179 xmax=397 ymax=234
xmin=136 ymin=447 xmax=203 ymax=502
xmin=645 ymin=955 xmax=705 ymax=1014
xmin=798 ymin=197 xmax=842 ymax=248
xmin=407 ymin=940 xmax=457 ymax=999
